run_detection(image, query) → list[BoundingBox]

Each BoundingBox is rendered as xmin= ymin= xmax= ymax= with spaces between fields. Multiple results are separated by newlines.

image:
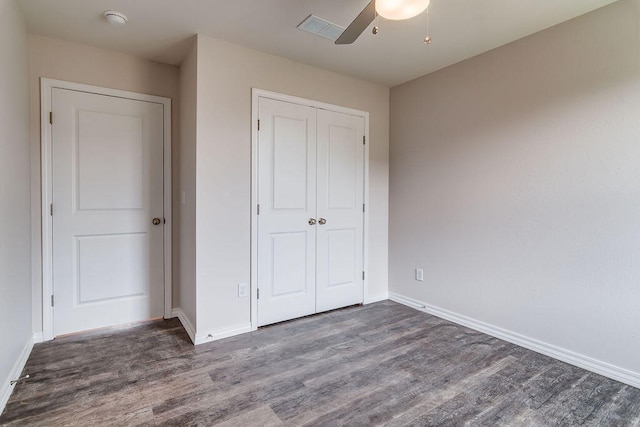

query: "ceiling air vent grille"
xmin=297 ymin=15 xmax=345 ymax=42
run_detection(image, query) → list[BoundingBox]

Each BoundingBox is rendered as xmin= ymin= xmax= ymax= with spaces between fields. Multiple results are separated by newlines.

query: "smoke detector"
xmin=104 ymin=11 xmax=128 ymax=26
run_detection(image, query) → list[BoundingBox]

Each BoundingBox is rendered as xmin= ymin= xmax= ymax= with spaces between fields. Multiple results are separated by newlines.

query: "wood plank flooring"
xmin=2 ymin=301 xmax=639 ymax=426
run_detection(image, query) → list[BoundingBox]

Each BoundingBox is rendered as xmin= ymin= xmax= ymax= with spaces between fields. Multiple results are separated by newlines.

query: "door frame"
xmin=250 ymin=88 xmax=370 ymax=331
xmin=40 ymin=78 xmax=172 ymax=341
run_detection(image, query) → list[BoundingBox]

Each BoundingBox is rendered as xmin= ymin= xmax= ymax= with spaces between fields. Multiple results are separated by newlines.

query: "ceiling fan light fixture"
xmin=375 ymin=0 xmax=430 ymax=20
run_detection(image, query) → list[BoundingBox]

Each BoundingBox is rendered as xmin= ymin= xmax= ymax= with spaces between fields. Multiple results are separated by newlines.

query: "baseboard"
xmin=32 ymin=332 xmax=44 ymax=344
xmin=171 ymin=309 xmax=252 ymax=346
xmin=0 ymin=333 xmax=37 ymax=416
xmin=194 ymin=323 xmax=253 ymax=345
xmin=364 ymin=292 xmax=389 ymax=305
xmin=389 ymin=292 xmax=640 ymax=389
xmin=171 ymin=308 xmax=196 ymax=344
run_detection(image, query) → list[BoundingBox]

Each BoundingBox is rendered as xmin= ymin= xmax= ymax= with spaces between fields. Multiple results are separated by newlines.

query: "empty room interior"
xmin=1 ymin=0 xmax=640 ymax=424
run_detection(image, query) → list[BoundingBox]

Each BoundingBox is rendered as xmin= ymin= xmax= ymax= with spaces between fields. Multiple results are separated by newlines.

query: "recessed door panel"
xmin=273 ymin=116 xmax=309 ymax=210
xmin=77 ymin=111 xmax=144 ymax=211
xmin=52 ymin=87 xmax=164 ymax=336
xmin=271 ymin=232 xmax=308 ymax=297
xmin=328 ymin=125 xmax=358 ymax=209
xmin=327 ymin=229 xmax=356 ymax=288
xmin=76 ymin=233 xmax=148 ymax=304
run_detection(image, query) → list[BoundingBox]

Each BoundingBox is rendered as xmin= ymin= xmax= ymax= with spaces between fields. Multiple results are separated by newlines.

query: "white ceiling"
xmin=18 ymin=0 xmax=618 ymax=87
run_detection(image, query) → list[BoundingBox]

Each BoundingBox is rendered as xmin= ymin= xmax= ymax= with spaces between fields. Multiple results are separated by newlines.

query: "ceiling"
xmin=18 ymin=0 xmax=618 ymax=87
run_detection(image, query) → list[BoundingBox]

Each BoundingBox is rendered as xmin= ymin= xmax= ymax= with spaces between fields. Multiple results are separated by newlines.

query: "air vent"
xmin=297 ymin=15 xmax=345 ymax=42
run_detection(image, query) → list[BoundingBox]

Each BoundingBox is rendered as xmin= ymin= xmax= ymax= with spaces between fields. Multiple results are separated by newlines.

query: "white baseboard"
xmin=0 ymin=333 xmax=37 ymax=416
xmin=171 ymin=309 xmax=252 ymax=345
xmin=364 ymin=292 xmax=389 ymax=305
xmin=194 ymin=323 xmax=253 ymax=345
xmin=171 ymin=308 xmax=196 ymax=344
xmin=32 ymin=332 xmax=44 ymax=344
xmin=389 ymin=292 xmax=640 ymax=389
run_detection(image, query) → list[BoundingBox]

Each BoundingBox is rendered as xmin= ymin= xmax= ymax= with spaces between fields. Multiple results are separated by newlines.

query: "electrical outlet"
xmin=238 ymin=282 xmax=248 ymax=298
xmin=415 ymin=268 xmax=424 ymax=282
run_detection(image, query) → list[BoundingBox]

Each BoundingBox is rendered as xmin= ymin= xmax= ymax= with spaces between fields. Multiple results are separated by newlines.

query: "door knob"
xmin=308 ymin=218 xmax=316 ymax=225
xmin=318 ymin=218 xmax=326 ymax=225
xmin=152 ymin=218 xmax=162 ymax=225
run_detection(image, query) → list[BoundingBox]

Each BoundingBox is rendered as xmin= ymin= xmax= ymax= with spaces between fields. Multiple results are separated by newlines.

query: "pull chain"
xmin=424 ymin=8 xmax=431 ymax=45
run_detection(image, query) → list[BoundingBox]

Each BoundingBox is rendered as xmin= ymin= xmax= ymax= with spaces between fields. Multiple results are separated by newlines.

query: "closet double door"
xmin=257 ymin=97 xmax=365 ymax=326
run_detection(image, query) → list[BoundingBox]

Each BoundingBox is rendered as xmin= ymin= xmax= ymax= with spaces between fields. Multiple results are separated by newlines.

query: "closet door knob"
xmin=308 ymin=218 xmax=316 ymax=225
xmin=318 ymin=218 xmax=326 ymax=225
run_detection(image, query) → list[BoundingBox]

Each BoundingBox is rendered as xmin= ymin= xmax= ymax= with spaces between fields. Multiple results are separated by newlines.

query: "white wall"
xmin=390 ymin=0 xmax=640 ymax=382
xmin=191 ymin=35 xmax=390 ymax=340
xmin=28 ymin=35 xmax=180 ymax=333
xmin=0 ymin=0 xmax=32 ymax=411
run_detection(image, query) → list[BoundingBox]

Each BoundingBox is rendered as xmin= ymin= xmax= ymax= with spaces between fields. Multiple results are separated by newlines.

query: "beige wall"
xmin=28 ymin=35 xmax=180 ymax=333
xmin=191 ymin=35 xmax=389 ymax=340
xmin=390 ymin=0 xmax=640 ymax=378
xmin=0 ymin=0 xmax=31 ymax=408
xmin=177 ymin=38 xmax=198 ymax=330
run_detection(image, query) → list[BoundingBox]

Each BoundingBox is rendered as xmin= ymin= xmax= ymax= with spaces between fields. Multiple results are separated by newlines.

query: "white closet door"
xmin=257 ymin=98 xmax=317 ymax=326
xmin=52 ymin=88 xmax=165 ymax=336
xmin=316 ymin=109 xmax=365 ymax=312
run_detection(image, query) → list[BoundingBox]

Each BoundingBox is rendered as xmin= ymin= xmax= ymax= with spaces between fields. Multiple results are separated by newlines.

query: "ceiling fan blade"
xmin=335 ymin=0 xmax=376 ymax=45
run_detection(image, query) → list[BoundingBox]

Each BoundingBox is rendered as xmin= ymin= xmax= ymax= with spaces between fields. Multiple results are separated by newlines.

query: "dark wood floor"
xmin=2 ymin=301 xmax=639 ymax=426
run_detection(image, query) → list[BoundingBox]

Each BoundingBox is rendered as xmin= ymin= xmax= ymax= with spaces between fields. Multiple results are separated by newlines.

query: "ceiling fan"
xmin=335 ymin=0 xmax=431 ymax=45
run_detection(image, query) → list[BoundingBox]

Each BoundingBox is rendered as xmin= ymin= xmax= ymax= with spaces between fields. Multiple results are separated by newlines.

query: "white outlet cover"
xmin=238 ymin=282 xmax=248 ymax=297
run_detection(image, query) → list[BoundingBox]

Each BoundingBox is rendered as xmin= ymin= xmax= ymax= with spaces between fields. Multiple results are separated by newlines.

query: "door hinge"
xmin=49 ymin=111 xmax=53 ymax=125
xmin=50 ymin=204 xmax=54 ymax=216
xmin=257 ymin=204 xmax=260 ymax=215
xmin=362 ymin=271 xmax=365 ymax=280
xmin=363 ymin=135 xmax=366 ymax=145
xmin=363 ymin=203 xmax=365 ymax=213
xmin=51 ymin=295 xmax=54 ymax=307
xmin=258 ymin=119 xmax=260 ymax=131
xmin=257 ymin=288 xmax=260 ymax=299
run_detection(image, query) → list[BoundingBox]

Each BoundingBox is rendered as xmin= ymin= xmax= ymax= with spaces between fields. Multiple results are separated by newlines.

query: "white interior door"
xmin=256 ymin=97 xmax=365 ymax=327
xmin=257 ymin=98 xmax=317 ymax=327
xmin=52 ymin=88 xmax=164 ymax=336
xmin=316 ymin=109 xmax=365 ymax=312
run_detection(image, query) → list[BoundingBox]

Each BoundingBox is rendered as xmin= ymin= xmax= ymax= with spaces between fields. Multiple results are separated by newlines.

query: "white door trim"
xmin=250 ymin=88 xmax=370 ymax=331
xmin=40 ymin=78 xmax=172 ymax=341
